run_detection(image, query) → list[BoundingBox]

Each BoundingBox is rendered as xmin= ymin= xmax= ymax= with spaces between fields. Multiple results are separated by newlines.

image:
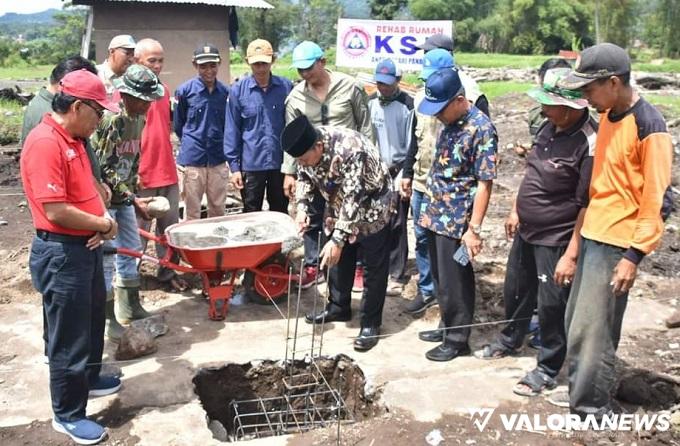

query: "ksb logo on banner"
xmin=335 ymin=18 xmax=453 ymax=72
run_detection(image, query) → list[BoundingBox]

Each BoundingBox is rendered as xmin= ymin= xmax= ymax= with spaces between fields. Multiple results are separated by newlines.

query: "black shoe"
xmin=404 ymin=293 xmax=438 ymax=315
xmin=425 ymin=344 xmax=471 ymax=362
xmin=353 ymin=327 xmax=380 ymax=351
xmin=418 ymin=329 xmax=443 ymax=343
xmin=305 ymin=308 xmax=351 ymax=324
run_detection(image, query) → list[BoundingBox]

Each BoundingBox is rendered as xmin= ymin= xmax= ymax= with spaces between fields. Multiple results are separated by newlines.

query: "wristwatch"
xmin=331 ymin=234 xmax=345 ymax=248
xmin=469 ymin=224 xmax=482 ymax=235
xmin=123 ymin=193 xmax=136 ymax=207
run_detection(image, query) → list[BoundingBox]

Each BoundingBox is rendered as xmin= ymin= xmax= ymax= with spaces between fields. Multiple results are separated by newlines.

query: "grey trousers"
xmin=565 ymin=237 xmax=629 ymax=419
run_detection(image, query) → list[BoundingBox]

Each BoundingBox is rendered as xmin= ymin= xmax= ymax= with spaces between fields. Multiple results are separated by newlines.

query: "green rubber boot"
xmin=115 ymin=286 xmax=152 ymax=324
xmin=106 ymin=292 xmax=125 ymax=342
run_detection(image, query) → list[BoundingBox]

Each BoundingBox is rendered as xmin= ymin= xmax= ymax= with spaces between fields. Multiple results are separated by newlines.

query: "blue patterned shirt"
xmin=419 ymin=105 xmax=498 ymax=239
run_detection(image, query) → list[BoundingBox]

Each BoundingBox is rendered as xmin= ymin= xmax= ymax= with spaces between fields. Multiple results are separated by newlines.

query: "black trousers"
xmin=388 ymin=193 xmax=410 ymax=281
xmin=499 ymin=235 xmax=570 ymax=378
xmin=327 ymin=225 xmax=390 ymax=328
xmin=241 ymin=169 xmax=288 ymax=213
xmin=303 ymin=190 xmax=327 ymax=266
xmin=427 ymin=231 xmax=476 ymax=347
xmin=29 ymin=236 xmax=106 ymax=421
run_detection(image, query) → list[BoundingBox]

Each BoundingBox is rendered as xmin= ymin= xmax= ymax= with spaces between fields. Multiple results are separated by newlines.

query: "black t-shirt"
xmin=516 ymin=110 xmax=597 ymax=246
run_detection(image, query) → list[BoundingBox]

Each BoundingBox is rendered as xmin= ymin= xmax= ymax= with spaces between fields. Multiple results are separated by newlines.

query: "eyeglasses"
xmin=81 ymin=100 xmax=104 ymax=119
xmin=321 ymin=103 xmax=329 ymax=125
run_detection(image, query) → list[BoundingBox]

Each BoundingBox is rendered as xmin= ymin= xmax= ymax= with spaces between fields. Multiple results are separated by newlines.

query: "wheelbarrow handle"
xmin=138 ymin=228 xmax=164 ymax=244
xmin=116 ymin=247 xmax=198 ymax=274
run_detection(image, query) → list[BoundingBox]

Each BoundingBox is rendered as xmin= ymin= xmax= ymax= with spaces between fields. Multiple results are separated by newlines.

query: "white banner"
xmin=335 ymin=18 xmax=453 ymax=72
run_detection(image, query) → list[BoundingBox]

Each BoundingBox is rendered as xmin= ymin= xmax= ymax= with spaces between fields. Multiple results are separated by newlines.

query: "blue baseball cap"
xmin=418 ymin=69 xmax=464 ymax=116
xmin=419 ymin=48 xmax=455 ymax=81
xmin=374 ymin=58 xmax=400 ymax=84
xmin=292 ymin=41 xmax=324 ymax=69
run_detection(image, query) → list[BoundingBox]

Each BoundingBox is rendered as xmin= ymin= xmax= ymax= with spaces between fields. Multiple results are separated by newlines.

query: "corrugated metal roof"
xmin=83 ymin=0 xmax=274 ymax=9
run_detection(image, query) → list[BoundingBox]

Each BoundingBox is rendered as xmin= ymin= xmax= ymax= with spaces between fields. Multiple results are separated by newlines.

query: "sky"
xmin=0 ymin=0 xmax=64 ymax=17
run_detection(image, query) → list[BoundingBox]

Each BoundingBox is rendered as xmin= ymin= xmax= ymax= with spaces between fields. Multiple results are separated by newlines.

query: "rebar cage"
xmin=228 ymin=259 xmax=354 ymax=442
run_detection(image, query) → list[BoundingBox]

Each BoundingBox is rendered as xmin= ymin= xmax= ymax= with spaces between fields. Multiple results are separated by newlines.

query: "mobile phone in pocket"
xmin=453 ymin=243 xmax=470 ymax=266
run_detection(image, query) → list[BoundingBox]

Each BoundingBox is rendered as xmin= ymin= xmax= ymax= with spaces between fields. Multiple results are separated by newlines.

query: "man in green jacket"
xmin=91 ymin=64 xmax=163 ymax=340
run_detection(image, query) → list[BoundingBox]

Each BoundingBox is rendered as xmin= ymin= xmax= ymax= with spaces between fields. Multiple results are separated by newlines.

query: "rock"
xmin=147 ymin=196 xmax=170 ymax=218
xmin=638 ymin=429 xmax=652 ymax=439
xmin=425 ymin=429 xmax=444 ymax=446
xmin=0 ymin=220 xmax=7 ymax=226
xmin=130 ymin=314 xmax=168 ymax=338
xmin=115 ymin=326 xmax=157 ymax=360
xmin=208 ymin=419 xmax=228 ymax=442
xmin=666 ymin=309 xmax=680 ymax=329
xmin=616 ymin=369 xmax=680 ymax=408
xmin=17 ymin=201 xmax=26 ymax=208
xmin=514 ymin=144 xmax=527 ymax=157
xmin=670 ymin=411 xmax=680 ymax=427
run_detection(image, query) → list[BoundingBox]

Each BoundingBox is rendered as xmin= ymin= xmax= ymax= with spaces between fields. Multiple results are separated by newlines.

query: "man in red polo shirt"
xmin=21 ymin=69 xmax=121 ymax=445
xmin=134 ymin=38 xmax=186 ymax=290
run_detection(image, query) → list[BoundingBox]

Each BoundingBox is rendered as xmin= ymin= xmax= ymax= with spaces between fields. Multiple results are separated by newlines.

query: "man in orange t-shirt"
xmin=550 ymin=43 xmax=672 ymax=420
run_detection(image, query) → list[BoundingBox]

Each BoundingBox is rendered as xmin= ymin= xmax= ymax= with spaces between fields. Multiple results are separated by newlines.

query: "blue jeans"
xmin=30 ymin=236 xmax=105 ymax=420
xmin=565 ymin=237 xmax=629 ymax=419
xmin=104 ymin=205 xmax=143 ymax=290
xmin=411 ymin=190 xmax=434 ymax=297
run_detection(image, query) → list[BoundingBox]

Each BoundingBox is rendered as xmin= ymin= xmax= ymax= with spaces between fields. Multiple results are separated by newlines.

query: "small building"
xmin=72 ymin=0 xmax=273 ymax=92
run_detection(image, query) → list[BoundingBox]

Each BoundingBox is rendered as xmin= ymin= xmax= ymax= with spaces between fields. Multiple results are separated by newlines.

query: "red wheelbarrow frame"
xmin=117 ymin=228 xmax=299 ymax=321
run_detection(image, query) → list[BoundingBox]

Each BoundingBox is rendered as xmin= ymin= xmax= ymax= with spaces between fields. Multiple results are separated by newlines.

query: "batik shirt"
xmin=91 ymin=109 xmax=145 ymax=205
xmin=419 ymin=105 xmax=498 ymax=239
xmin=296 ymin=126 xmax=392 ymax=243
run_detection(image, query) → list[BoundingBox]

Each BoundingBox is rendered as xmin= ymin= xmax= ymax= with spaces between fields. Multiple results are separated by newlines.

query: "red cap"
xmin=58 ymin=69 xmax=120 ymax=113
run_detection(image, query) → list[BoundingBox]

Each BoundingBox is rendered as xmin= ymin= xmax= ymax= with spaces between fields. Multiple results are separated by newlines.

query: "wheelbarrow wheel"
xmin=242 ymin=254 xmax=291 ymax=305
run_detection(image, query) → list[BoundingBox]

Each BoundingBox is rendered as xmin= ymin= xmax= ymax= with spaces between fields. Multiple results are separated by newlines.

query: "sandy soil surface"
xmin=1 ymin=93 xmax=679 ymax=445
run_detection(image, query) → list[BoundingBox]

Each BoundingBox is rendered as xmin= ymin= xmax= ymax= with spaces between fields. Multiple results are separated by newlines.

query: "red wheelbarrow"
xmin=117 ymin=211 xmax=301 ymax=321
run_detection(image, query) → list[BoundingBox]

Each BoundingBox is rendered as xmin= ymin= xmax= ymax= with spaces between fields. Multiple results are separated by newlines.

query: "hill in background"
xmin=0 ymin=9 xmax=59 ymax=40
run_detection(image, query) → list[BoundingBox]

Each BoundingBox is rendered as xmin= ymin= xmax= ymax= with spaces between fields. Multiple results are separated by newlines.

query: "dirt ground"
xmin=1 ymin=92 xmax=680 ymax=445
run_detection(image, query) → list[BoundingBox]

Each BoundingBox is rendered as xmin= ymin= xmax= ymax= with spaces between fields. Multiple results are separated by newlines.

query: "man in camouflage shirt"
xmin=417 ymin=69 xmax=498 ymax=362
xmin=91 ymin=64 xmax=164 ymax=340
xmin=281 ymin=115 xmax=392 ymax=352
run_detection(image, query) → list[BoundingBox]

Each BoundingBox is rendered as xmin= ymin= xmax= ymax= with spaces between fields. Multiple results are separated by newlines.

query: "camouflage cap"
xmin=526 ymin=68 xmax=588 ymax=109
xmin=112 ymin=64 xmax=164 ymax=102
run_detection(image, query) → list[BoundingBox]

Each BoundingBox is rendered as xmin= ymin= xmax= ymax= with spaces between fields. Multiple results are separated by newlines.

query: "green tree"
xmin=642 ymin=0 xmax=680 ymax=57
xmin=408 ymin=0 xmax=490 ymax=51
xmin=297 ymin=0 xmax=343 ymax=49
xmin=44 ymin=9 xmax=87 ymax=63
xmin=238 ymin=0 xmax=300 ymax=55
xmin=477 ymin=0 xmax=591 ymax=54
xmin=369 ymin=0 xmax=407 ymax=20
xmin=0 ymin=37 xmax=19 ymax=67
xmin=596 ymin=0 xmax=639 ymax=48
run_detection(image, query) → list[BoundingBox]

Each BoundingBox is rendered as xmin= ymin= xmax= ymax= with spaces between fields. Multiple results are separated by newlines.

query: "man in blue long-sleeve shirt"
xmin=224 ymin=39 xmax=293 ymax=213
xmin=174 ymin=44 xmax=229 ymax=220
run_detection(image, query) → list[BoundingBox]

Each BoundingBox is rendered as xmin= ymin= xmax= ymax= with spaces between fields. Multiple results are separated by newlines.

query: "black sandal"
xmin=474 ymin=340 xmax=517 ymax=360
xmin=513 ymin=368 xmax=557 ymax=397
